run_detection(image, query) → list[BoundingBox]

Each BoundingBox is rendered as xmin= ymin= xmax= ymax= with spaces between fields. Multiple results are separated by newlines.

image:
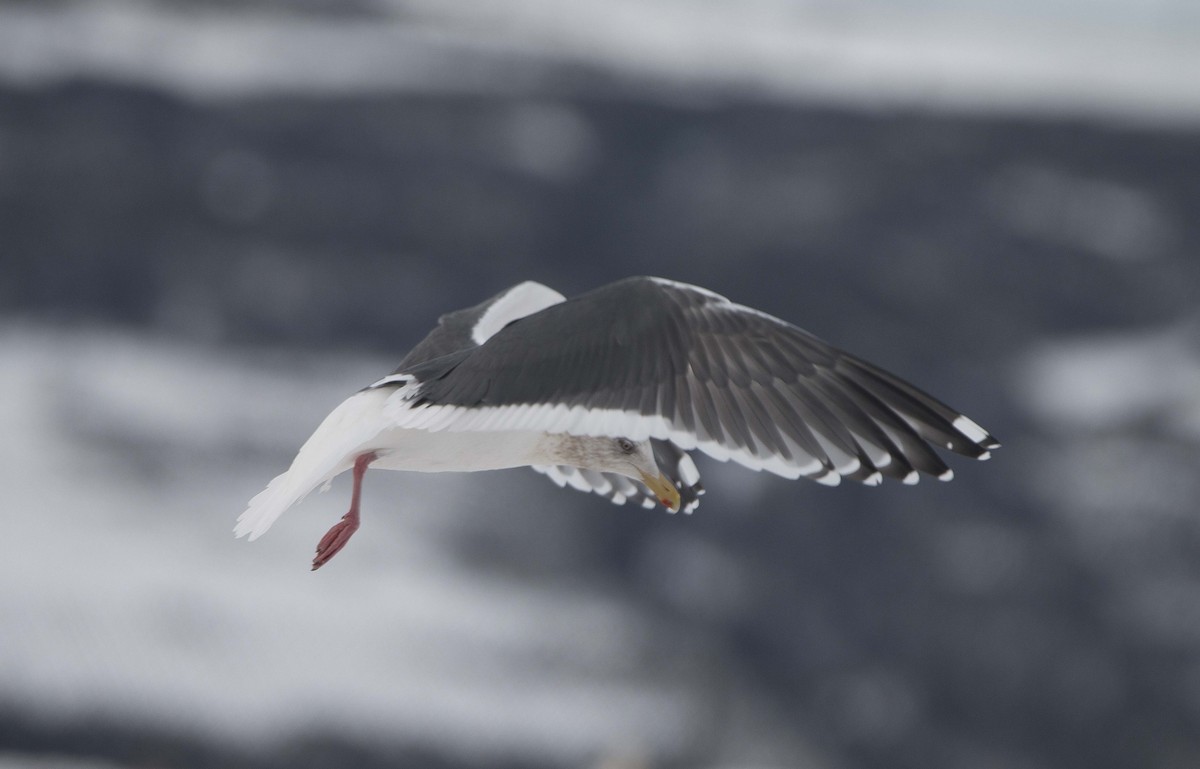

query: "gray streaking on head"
xmin=236 ymin=276 xmax=1000 ymax=570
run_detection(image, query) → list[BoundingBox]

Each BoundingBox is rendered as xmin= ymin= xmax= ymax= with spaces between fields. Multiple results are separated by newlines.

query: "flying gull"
xmin=236 ymin=276 xmax=999 ymax=569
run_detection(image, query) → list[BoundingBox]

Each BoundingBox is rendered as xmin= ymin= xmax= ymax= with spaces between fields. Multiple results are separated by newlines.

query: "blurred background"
xmin=3 ymin=1 xmax=1200 ymax=768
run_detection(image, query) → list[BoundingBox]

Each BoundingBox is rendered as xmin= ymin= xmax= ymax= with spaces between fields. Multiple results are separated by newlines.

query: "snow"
xmin=0 ymin=322 xmax=707 ymax=764
xmin=0 ymin=1 xmax=1199 ymax=124
xmin=1014 ymin=323 xmax=1200 ymax=609
xmin=1018 ymin=326 xmax=1200 ymax=439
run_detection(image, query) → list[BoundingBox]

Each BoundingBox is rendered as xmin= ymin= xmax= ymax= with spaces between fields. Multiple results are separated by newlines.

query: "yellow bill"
xmin=639 ymin=470 xmax=681 ymax=512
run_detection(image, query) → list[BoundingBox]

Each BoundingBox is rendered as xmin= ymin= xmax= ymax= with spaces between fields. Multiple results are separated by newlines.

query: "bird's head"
xmin=557 ymin=435 xmax=681 ymax=512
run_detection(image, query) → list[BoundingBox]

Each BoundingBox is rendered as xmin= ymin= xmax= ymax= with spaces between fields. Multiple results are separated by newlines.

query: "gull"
xmin=235 ymin=276 xmax=999 ymax=569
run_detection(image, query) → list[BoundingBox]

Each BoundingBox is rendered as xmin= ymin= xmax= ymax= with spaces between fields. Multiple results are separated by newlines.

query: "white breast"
xmin=368 ymin=427 xmax=553 ymax=474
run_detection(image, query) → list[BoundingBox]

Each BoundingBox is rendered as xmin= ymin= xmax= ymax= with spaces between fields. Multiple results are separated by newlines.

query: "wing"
xmin=375 ymin=281 xmax=565 ymax=383
xmin=389 ymin=276 xmax=999 ymax=487
xmin=532 ymin=438 xmax=705 ymax=513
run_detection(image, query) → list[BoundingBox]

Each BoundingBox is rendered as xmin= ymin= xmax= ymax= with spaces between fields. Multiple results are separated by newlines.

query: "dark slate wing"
xmin=392 ymin=281 xmax=565 ymax=372
xmin=407 ymin=276 xmax=999 ymax=486
xmin=392 ymin=305 xmax=486 ymax=372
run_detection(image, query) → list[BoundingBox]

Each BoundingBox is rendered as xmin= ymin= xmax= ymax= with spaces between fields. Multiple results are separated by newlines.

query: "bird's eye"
xmin=616 ymin=438 xmax=635 ymax=454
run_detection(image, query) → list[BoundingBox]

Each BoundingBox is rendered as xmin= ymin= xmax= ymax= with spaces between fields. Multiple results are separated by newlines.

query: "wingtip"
xmin=814 ymin=469 xmax=842 ymax=487
xmin=954 ymin=415 xmax=1001 ymax=448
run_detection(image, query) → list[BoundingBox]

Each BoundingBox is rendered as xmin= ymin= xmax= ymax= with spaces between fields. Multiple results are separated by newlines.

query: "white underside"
xmin=382 ymin=386 xmax=839 ymax=483
xmin=370 ymin=426 xmax=551 ymax=473
xmin=234 ymin=388 xmax=557 ymax=541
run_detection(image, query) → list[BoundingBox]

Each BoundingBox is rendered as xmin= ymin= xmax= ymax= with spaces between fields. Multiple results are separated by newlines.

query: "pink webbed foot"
xmin=312 ymin=513 xmax=359 ymax=570
xmin=311 ymin=451 xmax=377 ymax=571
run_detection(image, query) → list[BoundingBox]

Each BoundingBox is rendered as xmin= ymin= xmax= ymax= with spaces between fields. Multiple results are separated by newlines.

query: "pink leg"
xmin=312 ymin=451 xmax=378 ymax=571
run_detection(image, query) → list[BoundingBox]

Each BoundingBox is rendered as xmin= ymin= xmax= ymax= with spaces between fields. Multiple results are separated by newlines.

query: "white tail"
xmin=235 ymin=388 xmax=393 ymax=540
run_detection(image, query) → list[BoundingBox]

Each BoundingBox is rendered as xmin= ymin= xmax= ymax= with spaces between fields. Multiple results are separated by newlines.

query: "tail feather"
xmin=235 ymin=388 xmax=393 ymax=541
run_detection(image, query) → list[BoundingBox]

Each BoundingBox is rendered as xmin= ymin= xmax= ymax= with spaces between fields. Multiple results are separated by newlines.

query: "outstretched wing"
xmin=387 ymin=276 xmax=999 ymax=487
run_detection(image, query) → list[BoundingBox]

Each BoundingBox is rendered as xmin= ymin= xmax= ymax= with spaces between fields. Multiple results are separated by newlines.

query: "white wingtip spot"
xmin=902 ymin=471 xmax=919 ymax=485
xmin=864 ymin=472 xmax=883 ymax=486
xmin=938 ymin=468 xmax=954 ymax=481
xmin=953 ymin=415 xmax=991 ymax=444
xmin=839 ymin=458 xmax=862 ymax=475
xmin=815 ymin=470 xmax=841 ymax=486
xmin=978 ymin=451 xmax=992 ymax=461
xmin=677 ymin=454 xmax=701 ymax=487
